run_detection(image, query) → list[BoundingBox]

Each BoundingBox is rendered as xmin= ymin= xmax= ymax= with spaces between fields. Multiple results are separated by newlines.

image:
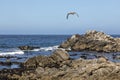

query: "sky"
xmin=0 ymin=0 xmax=120 ymax=35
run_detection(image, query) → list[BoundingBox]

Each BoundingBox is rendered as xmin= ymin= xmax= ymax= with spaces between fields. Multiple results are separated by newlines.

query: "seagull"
xmin=66 ymin=12 xmax=79 ymax=19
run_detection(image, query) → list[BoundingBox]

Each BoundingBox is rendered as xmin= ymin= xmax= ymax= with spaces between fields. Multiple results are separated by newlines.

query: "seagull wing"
xmin=66 ymin=13 xmax=70 ymax=19
xmin=74 ymin=12 xmax=79 ymax=17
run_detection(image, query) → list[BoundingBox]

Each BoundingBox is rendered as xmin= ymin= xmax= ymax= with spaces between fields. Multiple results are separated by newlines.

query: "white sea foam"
xmin=39 ymin=45 xmax=59 ymax=51
xmin=0 ymin=50 xmax=24 ymax=56
xmin=19 ymin=45 xmax=63 ymax=52
xmin=28 ymin=45 xmax=59 ymax=52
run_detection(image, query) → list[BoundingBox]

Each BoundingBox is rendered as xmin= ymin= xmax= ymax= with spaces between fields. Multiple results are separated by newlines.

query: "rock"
xmin=50 ymin=49 xmax=70 ymax=62
xmin=97 ymin=57 xmax=108 ymax=62
xmin=1 ymin=56 xmax=120 ymax=80
xmin=35 ymin=67 xmax=45 ymax=74
xmin=59 ymin=34 xmax=81 ymax=50
xmin=85 ymin=30 xmax=115 ymax=43
xmin=59 ymin=30 xmax=120 ymax=52
xmin=24 ymin=49 xmax=70 ymax=68
xmin=24 ymin=55 xmax=55 ymax=68
xmin=18 ymin=46 xmax=39 ymax=50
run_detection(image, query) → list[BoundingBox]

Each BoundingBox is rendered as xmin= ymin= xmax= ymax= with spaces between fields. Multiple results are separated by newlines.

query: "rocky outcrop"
xmin=18 ymin=46 xmax=39 ymax=50
xmin=50 ymin=49 xmax=69 ymax=61
xmin=9 ymin=57 xmax=120 ymax=80
xmin=1 ymin=49 xmax=120 ymax=80
xmin=24 ymin=49 xmax=69 ymax=68
xmin=59 ymin=30 xmax=120 ymax=52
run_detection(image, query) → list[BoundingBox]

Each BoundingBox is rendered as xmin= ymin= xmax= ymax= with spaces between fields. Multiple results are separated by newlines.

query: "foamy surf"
xmin=0 ymin=50 xmax=24 ymax=56
xmin=20 ymin=45 xmax=61 ymax=52
xmin=39 ymin=45 xmax=59 ymax=51
xmin=26 ymin=45 xmax=59 ymax=52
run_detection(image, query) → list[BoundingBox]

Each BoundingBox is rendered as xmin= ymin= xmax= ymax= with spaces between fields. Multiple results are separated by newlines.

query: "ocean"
xmin=0 ymin=35 xmax=120 ymax=69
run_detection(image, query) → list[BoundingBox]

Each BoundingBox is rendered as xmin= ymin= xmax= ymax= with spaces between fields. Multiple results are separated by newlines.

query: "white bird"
xmin=66 ymin=12 xmax=79 ymax=19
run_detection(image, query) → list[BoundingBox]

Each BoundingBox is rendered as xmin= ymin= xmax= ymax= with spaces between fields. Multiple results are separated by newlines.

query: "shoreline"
xmin=0 ymin=49 xmax=120 ymax=80
xmin=0 ymin=30 xmax=120 ymax=80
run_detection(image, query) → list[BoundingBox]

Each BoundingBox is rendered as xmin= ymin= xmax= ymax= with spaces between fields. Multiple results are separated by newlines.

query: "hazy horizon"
xmin=0 ymin=0 xmax=120 ymax=34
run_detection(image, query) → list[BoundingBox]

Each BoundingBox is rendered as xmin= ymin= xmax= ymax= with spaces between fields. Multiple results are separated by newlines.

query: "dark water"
xmin=0 ymin=35 xmax=120 ymax=69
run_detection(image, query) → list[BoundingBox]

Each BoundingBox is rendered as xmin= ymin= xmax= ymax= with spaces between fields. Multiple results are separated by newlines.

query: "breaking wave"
xmin=0 ymin=50 xmax=24 ymax=56
xmin=39 ymin=45 xmax=59 ymax=51
xmin=28 ymin=45 xmax=59 ymax=52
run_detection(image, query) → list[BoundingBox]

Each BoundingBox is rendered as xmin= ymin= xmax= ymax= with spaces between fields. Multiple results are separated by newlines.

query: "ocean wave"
xmin=0 ymin=50 xmax=24 ymax=56
xmin=24 ymin=45 xmax=59 ymax=52
xmin=0 ymin=45 xmax=60 ymax=55
xmin=39 ymin=45 xmax=59 ymax=51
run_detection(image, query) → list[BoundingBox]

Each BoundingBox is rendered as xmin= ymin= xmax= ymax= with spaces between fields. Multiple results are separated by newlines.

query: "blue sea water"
xmin=0 ymin=35 xmax=70 ymax=48
xmin=0 ymin=35 xmax=120 ymax=69
xmin=0 ymin=35 xmax=71 ymax=69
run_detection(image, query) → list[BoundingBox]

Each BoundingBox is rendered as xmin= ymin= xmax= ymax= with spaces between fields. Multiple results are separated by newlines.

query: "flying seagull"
xmin=66 ymin=12 xmax=79 ymax=19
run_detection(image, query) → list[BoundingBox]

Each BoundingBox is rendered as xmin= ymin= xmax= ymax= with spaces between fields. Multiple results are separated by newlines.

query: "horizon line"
xmin=0 ymin=33 xmax=119 ymax=35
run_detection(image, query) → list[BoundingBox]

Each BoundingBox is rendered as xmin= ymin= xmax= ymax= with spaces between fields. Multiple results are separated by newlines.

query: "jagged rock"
xmin=50 ymin=49 xmax=69 ymax=62
xmin=59 ymin=34 xmax=81 ymax=51
xmin=20 ymin=58 xmax=120 ymax=80
xmin=24 ymin=49 xmax=70 ymax=68
xmin=59 ymin=30 xmax=120 ymax=52
xmin=1 ymin=53 xmax=120 ymax=80
xmin=85 ymin=30 xmax=114 ymax=42
xmin=24 ymin=56 xmax=55 ymax=68
xmin=18 ymin=46 xmax=39 ymax=50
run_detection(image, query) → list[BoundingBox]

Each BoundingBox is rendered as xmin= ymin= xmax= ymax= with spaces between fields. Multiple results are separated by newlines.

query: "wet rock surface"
xmin=59 ymin=30 xmax=120 ymax=52
xmin=0 ymin=49 xmax=120 ymax=80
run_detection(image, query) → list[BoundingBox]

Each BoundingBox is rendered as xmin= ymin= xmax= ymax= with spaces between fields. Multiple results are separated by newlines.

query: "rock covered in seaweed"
xmin=59 ymin=30 xmax=120 ymax=52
